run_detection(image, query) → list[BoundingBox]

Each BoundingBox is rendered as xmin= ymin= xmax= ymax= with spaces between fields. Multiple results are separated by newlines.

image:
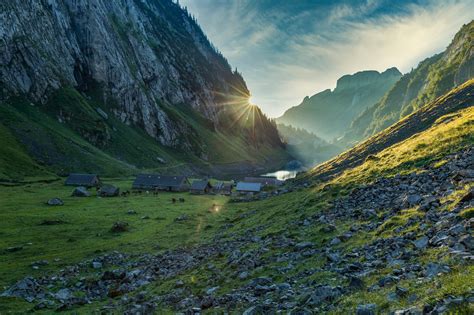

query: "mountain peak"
xmin=335 ymin=68 xmax=402 ymax=91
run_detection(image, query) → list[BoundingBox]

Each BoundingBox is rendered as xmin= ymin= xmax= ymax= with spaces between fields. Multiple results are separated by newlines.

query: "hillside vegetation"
xmin=1 ymin=81 xmax=472 ymax=314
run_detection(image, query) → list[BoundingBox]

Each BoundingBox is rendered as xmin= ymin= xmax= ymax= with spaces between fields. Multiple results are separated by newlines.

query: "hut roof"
xmin=132 ymin=174 xmax=188 ymax=189
xmin=65 ymin=174 xmax=99 ymax=186
xmin=236 ymin=182 xmax=261 ymax=192
xmin=190 ymin=180 xmax=212 ymax=191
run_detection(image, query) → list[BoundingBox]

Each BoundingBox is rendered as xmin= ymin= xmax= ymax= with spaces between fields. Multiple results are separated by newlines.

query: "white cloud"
xmin=181 ymin=0 xmax=474 ymax=117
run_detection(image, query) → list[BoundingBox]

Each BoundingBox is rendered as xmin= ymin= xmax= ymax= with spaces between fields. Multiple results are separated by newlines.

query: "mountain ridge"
xmin=276 ymin=67 xmax=402 ymax=141
xmin=342 ymin=20 xmax=473 ymax=145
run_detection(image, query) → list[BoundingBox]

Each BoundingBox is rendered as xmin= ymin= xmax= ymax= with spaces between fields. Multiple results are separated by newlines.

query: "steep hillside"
xmin=277 ymin=68 xmax=401 ymax=141
xmin=0 ymin=0 xmax=288 ymax=179
xmin=344 ymin=21 xmax=473 ymax=145
xmin=1 ymin=77 xmax=472 ymax=314
xmin=308 ymin=79 xmax=473 ymax=182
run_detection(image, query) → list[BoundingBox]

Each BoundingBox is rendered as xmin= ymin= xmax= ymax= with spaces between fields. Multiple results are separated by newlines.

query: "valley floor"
xmin=0 ymin=107 xmax=473 ymax=314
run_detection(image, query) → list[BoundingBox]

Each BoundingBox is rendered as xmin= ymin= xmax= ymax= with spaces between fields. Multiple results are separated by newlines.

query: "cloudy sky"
xmin=180 ymin=0 xmax=474 ymax=117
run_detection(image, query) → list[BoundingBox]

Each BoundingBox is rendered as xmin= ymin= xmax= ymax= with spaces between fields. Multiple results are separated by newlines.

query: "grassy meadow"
xmin=0 ymin=178 xmax=236 ymax=311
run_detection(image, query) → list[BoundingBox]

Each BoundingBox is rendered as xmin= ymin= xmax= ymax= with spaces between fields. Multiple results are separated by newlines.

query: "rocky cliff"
xmin=0 ymin=0 xmax=287 ymax=177
xmin=276 ymin=68 xmax=401 ymax=141
xmin=1 ymin=0 xmax=249 ymax=146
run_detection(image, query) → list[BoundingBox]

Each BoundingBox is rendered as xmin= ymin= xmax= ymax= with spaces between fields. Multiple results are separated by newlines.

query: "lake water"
xmin=262 ymin=170 xmax=298 ymax=181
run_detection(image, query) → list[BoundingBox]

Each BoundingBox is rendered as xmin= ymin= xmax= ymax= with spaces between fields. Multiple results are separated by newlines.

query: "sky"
xmin=180 ymin=0 xmax=474 ymax=117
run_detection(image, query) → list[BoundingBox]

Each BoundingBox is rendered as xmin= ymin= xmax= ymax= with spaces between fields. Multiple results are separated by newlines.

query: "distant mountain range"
xmin=278 ymin=20 xmax=473 ymax=149
xmin=276 ymin=68 xmax=402 ymax=141
xmin=342 ymin=21 xmax=473 ymax=146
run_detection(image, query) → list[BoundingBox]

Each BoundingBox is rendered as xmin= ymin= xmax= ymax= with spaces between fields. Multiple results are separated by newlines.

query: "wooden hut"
xmin=65 ymin=174 xmax=100 ymax=187
xmin=132 ymin=174 xmax=189 ymax=192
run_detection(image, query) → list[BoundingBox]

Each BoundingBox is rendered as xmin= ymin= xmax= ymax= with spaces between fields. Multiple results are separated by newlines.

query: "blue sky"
xmin=180 ymin=0 xmax=474 ymax=117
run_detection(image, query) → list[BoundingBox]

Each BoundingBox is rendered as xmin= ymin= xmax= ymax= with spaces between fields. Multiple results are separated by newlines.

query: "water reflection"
xmin=262 ymin=170 xmax=298 ymax=181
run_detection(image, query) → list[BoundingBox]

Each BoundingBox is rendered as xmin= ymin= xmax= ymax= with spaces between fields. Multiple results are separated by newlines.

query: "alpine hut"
xmin=132 ymin=174 xmax=190 ymax=192
xmin=190 ymin=180 xmax=212 ymax=194
xmin=236 ymin=182 xmax=261 ymax=195
xmin=65 ymin=174 xmax=101 ymax=187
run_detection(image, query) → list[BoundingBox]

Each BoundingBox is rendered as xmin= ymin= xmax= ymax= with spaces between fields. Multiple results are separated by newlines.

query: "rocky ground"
xmin=2 ymin=148 xmax=473 ymax=314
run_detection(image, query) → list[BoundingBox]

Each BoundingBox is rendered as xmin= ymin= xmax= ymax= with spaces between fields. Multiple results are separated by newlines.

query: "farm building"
xmin=190 ymin=180 xmax=212 ymax=194
xmin=236 ymin=182 xmax=262 ymax=194
xmin=221 ymin=183 xmax=233 ymax=195
xmin=65 ymin=174 xmax=100 ymax=187
xmin=213 ymin=181 xmax=224 ymax=192
xmin=244 ymin=177 xmax=283 ymax=187
xmin=213 ymin=182 xmax=233 ymax=195
xmin=132 ymin=174 xmax=190 ymax=192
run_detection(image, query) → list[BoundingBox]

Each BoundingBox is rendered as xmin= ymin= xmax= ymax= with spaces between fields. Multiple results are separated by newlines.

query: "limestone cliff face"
xmin=0 ymin=0 xmax=248 ymax=147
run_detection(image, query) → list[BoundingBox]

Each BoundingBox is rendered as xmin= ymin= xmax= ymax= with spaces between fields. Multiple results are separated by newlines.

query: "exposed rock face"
xmin=0 ymin=0 xmax=248 ymax=147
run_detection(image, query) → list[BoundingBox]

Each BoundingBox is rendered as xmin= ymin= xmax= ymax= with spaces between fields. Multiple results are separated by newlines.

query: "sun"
xmin=248 ymin=96 xmax=254 ymax=105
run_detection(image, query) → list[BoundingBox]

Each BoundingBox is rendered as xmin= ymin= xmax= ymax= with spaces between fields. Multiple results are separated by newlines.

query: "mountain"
xmin=276 ymin=68 xmax=402 ymax=141
xmin=343 ymin=21 xmax=473 ymax=146
xmin=277 ymin=124 xmax=341 ymax=167
xmin=0 ymin=0 xmax=287 ymax=180
xmin=307 ymin=79 xmax=473 ymax=182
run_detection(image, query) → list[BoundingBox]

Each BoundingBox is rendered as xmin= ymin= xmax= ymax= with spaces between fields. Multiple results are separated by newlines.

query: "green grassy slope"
xmin=309 ymin=79 xmax=474 ymax=182
xmin=0 ymin=83 xmax=472 ymax=313
xmin=0 ymin=87 xmax=289 ymax=181
xmin=0 ymin=123 xmax=53 ymax=181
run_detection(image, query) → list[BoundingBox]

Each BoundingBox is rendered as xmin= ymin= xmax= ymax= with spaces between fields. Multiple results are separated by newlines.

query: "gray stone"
xmin=72 ymin=186 xmax=90 ymax=197
xmin=91 ymin=261 xmax=102 ymax=269
xmin=387 ymin=292 xmax=399 ymax=302
xmin=243 ymin=306 xmax=258 ymax=315
xmin=54 ymin=288 xmax=73 ymax=301
xmin=330 ymin=237 xmax=342 ymax=246
xmin=413 ymin=236 xmax=429 ymax=249
xmin=404 ymin=194 xmax=422 ymax=206
xmin=356 ymin=303 xmax=376 ymax=315
xmin=47 ymin=198 xmax=63 ymax=206
xmin=295 ymin=242 xmax=313 ymax=250
xmin=448 ymin=224 xmax=465 ymax=235
xmin=425 ymin=263 xmax=451 ymax=278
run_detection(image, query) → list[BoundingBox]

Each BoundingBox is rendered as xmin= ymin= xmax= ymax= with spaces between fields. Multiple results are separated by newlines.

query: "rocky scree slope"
xmin=276 ymin=68 xmax=401 ymax=141
xmin=343 ymin=20 xmax=473 ymax=145
xmin=0 ymin=0 xmax=285 ymax=177
xmin=2 ymin=90 xmax=473 ymax=313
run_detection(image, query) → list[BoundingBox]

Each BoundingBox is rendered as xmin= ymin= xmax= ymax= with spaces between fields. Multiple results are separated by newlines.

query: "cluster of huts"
xmin=64 ymin=173 xmax=283 ymax=196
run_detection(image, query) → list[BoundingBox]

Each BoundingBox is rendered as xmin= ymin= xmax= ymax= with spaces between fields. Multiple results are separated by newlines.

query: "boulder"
xmin=413 ymin=236 xmax=429 ymax=249
xmin=295 ymin=242 xmax=313 ymax=251
xmin=404 ymin=194 xmax=422 ymax=206
xmin=356 ymin=304 xmax=376 ymax=315
xmin=110 ymin=221 xmax=129 ymax=233
xmin=47 ymin=198 xmax=63 ymax=206
xmin=72 ymin=186 xmax=90 ymax=197
xmin=98 ymin=184 xmax=120 ymax=197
